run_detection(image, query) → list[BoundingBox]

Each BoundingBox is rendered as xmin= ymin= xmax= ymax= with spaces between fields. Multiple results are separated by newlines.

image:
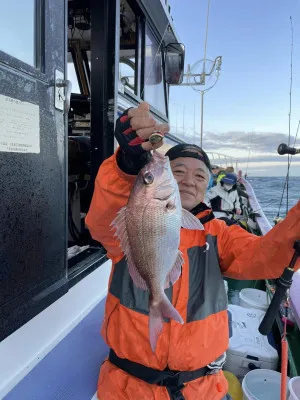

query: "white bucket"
xmin=288 ymin=377 xmax=300 ymax=400
xmin=239 ymin=288 xmax=269 ymax=311
xmin=242 ymin=369 xmax=289 ymax=400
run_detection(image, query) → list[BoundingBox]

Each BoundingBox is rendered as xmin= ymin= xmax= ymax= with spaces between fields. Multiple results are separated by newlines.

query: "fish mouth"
xmin=152 ymin=150 xmax=168 ymax=162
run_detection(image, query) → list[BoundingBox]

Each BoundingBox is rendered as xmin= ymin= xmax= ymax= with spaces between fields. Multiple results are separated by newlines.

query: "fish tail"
xmin=149 ymin=294 xmax=184 ymax=352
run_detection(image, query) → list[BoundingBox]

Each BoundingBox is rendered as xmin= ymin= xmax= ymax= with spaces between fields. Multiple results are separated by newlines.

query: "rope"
xmin=281 ymin=329 xmax=288 ymax=400
xmin=280 ymin=307 xmax=289 ymax=400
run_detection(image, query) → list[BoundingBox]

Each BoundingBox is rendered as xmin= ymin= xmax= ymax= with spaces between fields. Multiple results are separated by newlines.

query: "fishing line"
xmin=276 ymin=16 xmax=295 ymax=218
xmin=286 ymin=16 xmax=294 ymax=216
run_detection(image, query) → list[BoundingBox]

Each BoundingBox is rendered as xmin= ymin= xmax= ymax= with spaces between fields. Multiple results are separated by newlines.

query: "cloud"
xmin=169 ymin=128 xmax=299 ymax=152
xmin=202 ymin=131 xmax=299 ymax=153
xmin=167 ymin=127 xmax=300 ymax=176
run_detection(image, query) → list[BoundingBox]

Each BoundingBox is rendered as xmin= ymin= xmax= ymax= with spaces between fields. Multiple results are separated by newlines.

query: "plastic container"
xmin=239 ymin=288 xmax=269 ymax=311
xmin=290 ymin=270 xmax=300 ymax=330
xmin=288 ymin=376 xmax=300 ymax=400
xmin=224 ymin=305 xmax=278 ymax=379
xmin=223 ymin=370 xmax=243 ymax=400
xmin=242 ymin=369 xmax=289 ymax=400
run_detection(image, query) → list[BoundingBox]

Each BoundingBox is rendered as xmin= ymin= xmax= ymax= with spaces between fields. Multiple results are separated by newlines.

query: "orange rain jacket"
xmin=86 ymin=149 xmax=300 ymax=400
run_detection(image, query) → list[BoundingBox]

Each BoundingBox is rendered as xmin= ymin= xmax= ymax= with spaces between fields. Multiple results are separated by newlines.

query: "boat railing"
xmin=206 ymin=151 xmax=238 ymax=169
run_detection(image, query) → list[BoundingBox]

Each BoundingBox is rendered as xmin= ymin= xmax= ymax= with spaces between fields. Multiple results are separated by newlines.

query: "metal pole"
xmin=202 ymin=0 xmax=211 ymax=81
xmin=183 ymin=105 xmax=185 ymax=133
xmin=200 ymin=92 xmax=204 ymax=147
xmin=193 ymin=102 xmax=196 ymax=134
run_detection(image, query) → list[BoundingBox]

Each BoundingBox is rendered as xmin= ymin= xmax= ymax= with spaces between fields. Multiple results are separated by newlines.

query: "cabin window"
xmin=144 ymin=25 xmax=166 ymax=115
xmin=119 ymin=0 xmax=137 ymax=95
xmin=67 ymin=2 xmax=92 ymax=253
xmin=67 ymin=52 xmax=81 ymax=94
xmin=0 ymin=1 xmax=36 ymax=66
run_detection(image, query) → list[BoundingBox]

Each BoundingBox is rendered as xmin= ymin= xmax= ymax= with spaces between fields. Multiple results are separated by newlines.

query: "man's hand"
xmin=117 ymin=102 xmax=169 ymax=153
xmin=128 ymin=102 xmax=169 ymax=151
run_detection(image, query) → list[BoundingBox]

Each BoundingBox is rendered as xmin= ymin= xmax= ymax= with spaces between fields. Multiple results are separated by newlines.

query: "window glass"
xmin=0 ymin=1 xmax=36 ymax=66
xmin=144 ymin=26 xmax=166 ymax=115
xmin=119 ymin=0 xmax=136 ymax=94
xmin=67 ymin=52 xmax=81 ymax=94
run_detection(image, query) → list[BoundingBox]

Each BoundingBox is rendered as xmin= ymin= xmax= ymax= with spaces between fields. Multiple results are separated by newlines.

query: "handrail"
xmin=206 ymin=151 xmax=238 ymax=168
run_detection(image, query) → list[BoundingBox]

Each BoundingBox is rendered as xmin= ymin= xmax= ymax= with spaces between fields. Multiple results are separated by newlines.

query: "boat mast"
xmin=200 ymin=0 xmax=211 ymax=147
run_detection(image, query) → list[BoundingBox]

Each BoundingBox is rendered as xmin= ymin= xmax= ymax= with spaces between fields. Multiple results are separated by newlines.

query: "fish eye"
xmin=166 ymin=201 xmax=175 ymax=210
xmin=143 ymin=171 xmax=154 ymax=185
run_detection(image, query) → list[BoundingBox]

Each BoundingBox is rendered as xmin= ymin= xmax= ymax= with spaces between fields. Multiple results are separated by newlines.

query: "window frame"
xmin=0 ymin=0 xmax=48 ymax=80
xmin=119 ymin=0 xmax=140 ymax=98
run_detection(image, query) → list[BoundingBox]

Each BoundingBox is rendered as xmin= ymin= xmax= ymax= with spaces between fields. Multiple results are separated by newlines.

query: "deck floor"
xmin=4 ymin=299 xmax=108 ymax=400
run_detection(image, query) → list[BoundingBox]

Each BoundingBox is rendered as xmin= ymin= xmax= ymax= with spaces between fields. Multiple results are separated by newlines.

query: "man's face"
xmin=212 ymin=167 xmax=219 ymax=175
xmin=170 ymin=157 xmax=209 ymax=211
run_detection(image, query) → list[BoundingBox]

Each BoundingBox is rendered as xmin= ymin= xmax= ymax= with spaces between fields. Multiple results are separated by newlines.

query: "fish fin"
xmin=149 ymin=294 xmax=184 ymax=352
xmin=181 ymin=208 xmax=204 ymax=230
xmin=111 ymin=207 xmax=148 ymax=290
xmin=111 ymin=206 xmax=129 ymax=251
xmin=128 ymin=262 xmax=148 ymax=290
xmin=164 ymin=251 xmax=184 ymax=288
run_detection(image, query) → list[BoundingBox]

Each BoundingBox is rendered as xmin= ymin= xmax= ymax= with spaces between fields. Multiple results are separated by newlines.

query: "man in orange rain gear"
xmin=86 ymin=102 xmax=300 ymax=400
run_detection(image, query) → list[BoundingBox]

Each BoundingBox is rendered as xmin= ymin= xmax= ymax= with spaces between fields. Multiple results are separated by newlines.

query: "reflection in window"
xmin=67 ymin=53 xmax=81 ymax=94
xmin=119 ymin=58 xmax=135 ymax=93
xmin=119 ymin=0 xmax=136 ymax=94
xmin=144 ymin=26 xmax=166 ymax=115
xmin=86 ymin=50 xmax=91 ymax=70
xmin=0 ymin=1 xmax=36 ymax=66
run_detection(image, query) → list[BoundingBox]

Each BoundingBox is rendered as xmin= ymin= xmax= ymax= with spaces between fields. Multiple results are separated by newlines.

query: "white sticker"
xmin=0 ymin=94 xmax=40 ymax=154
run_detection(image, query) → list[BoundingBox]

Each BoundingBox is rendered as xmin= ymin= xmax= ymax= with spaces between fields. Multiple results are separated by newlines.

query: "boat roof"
xmin=140 ymin=0 xmax=182 ymax=46
xmin=68 ymin=0 xmax=182 ymax=46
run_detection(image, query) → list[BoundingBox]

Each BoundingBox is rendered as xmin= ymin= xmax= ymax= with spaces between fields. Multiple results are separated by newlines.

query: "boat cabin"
xmin=0 ymin=0 xmax=185 ymax=397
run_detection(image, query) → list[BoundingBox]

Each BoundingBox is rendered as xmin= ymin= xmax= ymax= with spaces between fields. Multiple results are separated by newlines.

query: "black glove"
xmin=115 ymin=108 xmax=152 ymax=175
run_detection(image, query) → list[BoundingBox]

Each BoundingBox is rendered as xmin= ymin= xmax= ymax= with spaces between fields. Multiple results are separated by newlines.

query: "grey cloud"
xmin=169 ymin=128 xmax=299 ymax=154
xmin=202 ymin=131 xmax=298 ymax=153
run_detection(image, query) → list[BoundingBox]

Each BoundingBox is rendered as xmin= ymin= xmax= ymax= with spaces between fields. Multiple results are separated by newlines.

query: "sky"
xmin=167 ymin=0 xmax=300 ymax=176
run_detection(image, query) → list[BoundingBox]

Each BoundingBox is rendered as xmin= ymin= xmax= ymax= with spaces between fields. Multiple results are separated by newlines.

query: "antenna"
xmin=179 ymin=57 xmax=222 ymax=147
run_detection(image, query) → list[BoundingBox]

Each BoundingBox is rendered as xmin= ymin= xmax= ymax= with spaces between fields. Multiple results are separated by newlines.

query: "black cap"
xmin=165 ymin=143 xmax=212 ymax=172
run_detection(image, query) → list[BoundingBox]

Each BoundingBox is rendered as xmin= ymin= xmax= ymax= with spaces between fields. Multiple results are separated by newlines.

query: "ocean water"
xmin=247 ymin=176 xmax=299 ymax=223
